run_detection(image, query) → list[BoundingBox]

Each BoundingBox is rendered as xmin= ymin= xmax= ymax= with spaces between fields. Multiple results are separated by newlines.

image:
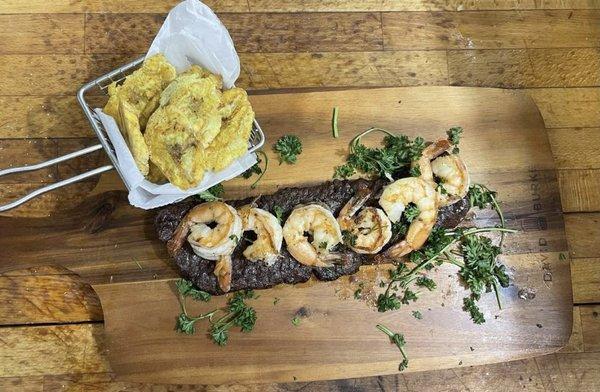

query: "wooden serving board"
xmin=0 ymin=87 xmax=570 ymax=384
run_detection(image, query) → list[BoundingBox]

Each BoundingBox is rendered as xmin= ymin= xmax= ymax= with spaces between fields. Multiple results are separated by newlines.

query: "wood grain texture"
xmin=565 ymin=213 xmax=600 ymax=258
xmin=559 ymin=170 xmax=600 ymax=212
xmin=56 ymin=138 xmax=109 ymax=181
xmin=0 ymin=271 xmax=102 ymax=326
xmin=0 ymin=182 xmax=96 ymax=218
xmin=0 ymin=96 xmax=94 ymax=138
xmin=0 ymin=139 xmax=57 ymax=183
xmin=572 ymin=259 xmax=600 ymax=303
xmin=0 ymin=55 xmax=88 ymax=96
xmin=3 ymin=353 xmax=600 ymax=391
xmin=84 ymin=0 xmax=249 ymax=13
xmin=249 ymin=0 xmax=600 ymax=11
xmin=581 ymin=305 xmax=600 ymax=351
xmin=85 ymin=13 xmax=384 ymax=54
xmin=448 ymin=48 xmax=600 ymax=88
xmin=382 ymin=10 xmax=600 ymax=50
xmin=239 ymin=51 xmax=448 ymax=89
xmin=0 ymin=14 xmax=84 ymax=55
xmin=0 ymin=0 xmax=84 ymax=13
xmin=548 ymin=128 xmax=600 ymax=169
xmin=0 ymin=323 xmax=109 ymax=377
xmin=561 ymin=306 xmax=584 ymax=353
xmin=528 ymin=88 xmax=600 ymax=128
xmin=96 ymin=252 xmax=572 ymax=384
xmin=2 ymin=0 xmax=600 ymax=13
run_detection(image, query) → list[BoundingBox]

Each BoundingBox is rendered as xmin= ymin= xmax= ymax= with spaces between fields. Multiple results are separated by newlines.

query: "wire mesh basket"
xmin=0 ymin=56 xmax=265 ymax=211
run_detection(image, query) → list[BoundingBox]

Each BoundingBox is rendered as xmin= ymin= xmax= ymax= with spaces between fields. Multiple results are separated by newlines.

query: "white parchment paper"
xmin=94 ymin=0 xmax=256 ymax=209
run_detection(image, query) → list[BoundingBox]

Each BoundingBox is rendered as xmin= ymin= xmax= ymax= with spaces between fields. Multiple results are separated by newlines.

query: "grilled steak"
xmin=155 ymin=179 xmax=469 ymax=294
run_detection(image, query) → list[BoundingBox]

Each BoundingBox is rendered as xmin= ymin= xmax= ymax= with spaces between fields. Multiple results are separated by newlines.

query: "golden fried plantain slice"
xmin=118 ymin=99 xmax=150 ymax=175
xmin=144 ymin=72 xmax=222 ymax=189
xmin=203 ymin=88 xmax=255 ymax=172
xmin=146 ymin=161 xmax=168 ymax=184
xmin=104 ymin=54 xmax=176 ymax=174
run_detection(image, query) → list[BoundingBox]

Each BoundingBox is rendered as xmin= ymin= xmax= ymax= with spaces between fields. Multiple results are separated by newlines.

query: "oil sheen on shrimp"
xmin=238 ymin=205 xmax=283 ymax=265
xmin=338 ymin=187 xmax=392 ymax=254
xmin=431 ymin=154 xmax=470 ymax=206
xmin=167 ymin=201 xmax=242 ymax=292
xmin=378 ymin=138 xmax=445 ymax=261
xmin=282 ymin=204 xmax=343 ymax=267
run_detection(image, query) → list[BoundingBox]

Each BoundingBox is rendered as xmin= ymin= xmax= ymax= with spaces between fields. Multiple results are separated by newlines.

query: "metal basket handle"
xmin=0 ymin=144 xmax=113 ymax=212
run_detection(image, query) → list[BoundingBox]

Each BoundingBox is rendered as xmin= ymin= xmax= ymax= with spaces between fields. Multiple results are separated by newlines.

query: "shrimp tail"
xmin=167 ymin=218 xmax=192 ymax=256
xmin=214 ymin=255 xmax=232 ymax=292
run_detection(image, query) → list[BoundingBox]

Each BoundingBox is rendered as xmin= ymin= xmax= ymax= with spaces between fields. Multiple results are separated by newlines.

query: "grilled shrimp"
xmin=376 ymin=142 xmax=448 ymax=260
xmin=431 ymin=154 xmax=470 ymax=206
xmin=378 ymin=177 xmax=438 ymax=260
xmin=411 ymin=139 xmax=452 ymax=184
xmin=167 ymin=201 xmax=242 ymax=292
xmin=238 ymin=205 xmax=283 ymax=265
xmin=338 ymin=186 xmax=392 ymax=254
xmin=283 ymin=204 xmax=343 ymax=267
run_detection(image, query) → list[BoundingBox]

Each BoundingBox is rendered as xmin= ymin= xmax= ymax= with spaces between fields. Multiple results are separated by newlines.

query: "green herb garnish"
xmin=415 ymin=276 xmax=436 ymax=291
xmin=332 ymin=107 xmax=339 ymax=138
xmin=412 ymin=310 xmax=423 ymax=320
xmin=273 ymin=205 xmax=285 ymax=224
xmin=196 ymin=184 xmax=224 ymax=202
xmin=403 ymin=204 xmax=420 ymax=223
xmin=447 ymin=126 xmax=463 ymax=153
xmin=463 ymin=296 xmax=485 ymax=324
xmin=291 ymin=316 xmax=301 ymax=326
xmin=342 ymin=229 xmax=358 ymax=247
xmin=273 ymin=135 xmax=302 ymax=164
xmin=242 ymin=150 xmax=269 ymax=189
xmin=176 ymin=279 xmax=211 ymax=302
xmin=338 ymin=127 xmax=425 ymax=181
xmin=333 ymin=164 xmax=355 ymax=179
xmin=376 ymin=324 xmax=409 ymax=371
xmin=174 ymin=280 xmax=256 ymax=345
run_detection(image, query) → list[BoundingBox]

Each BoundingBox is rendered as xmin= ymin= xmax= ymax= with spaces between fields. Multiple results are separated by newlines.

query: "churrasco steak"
xmin=155 ymin=179 xmax=470 ymax=294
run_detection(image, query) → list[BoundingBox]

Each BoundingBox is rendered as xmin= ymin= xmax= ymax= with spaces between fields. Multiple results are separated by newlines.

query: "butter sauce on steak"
xmin=155 ymin=179 xmax=469 ymax=294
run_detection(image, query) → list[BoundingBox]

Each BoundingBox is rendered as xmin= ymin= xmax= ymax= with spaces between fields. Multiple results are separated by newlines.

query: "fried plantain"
xmin=144 ymin=71 xmax=222 ymax=189
xmin=104 ymin=54 xmax=176 ymax=175
xmin=203 ymin=88 xmax=255 ymax=172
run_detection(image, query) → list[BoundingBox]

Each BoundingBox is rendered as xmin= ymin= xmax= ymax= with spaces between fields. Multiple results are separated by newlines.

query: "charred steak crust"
xmin=155 ymin=179 xmax=469 ymax=294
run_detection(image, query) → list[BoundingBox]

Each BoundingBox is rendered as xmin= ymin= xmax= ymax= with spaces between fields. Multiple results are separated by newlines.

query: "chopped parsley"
xmin=342 ymin=229 xmax=358 ymax=247
xmin=333 ymin=127 xmax=425 ymax=181
xmin=273 ymin=135 xmax=302 ymax=164
xmin=241 ymin=150 xmax=269 ymax=189
xmin=412 ymin=310 xmax=423 ymax=320
xmin=273 ymin=205 xmax=285 ymax=224
xmin=291 ymin=316 xmax=301 ymax=326
xmin=174 ymin=280 xmax=257 ymax=345
xmin=377 ymin=324 xmax=409 ymax=371
xmin=196 ymin=183 xmax=224 ymax=202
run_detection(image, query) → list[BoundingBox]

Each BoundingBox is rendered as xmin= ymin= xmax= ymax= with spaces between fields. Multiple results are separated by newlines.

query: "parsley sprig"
xmin=174 ymin=279 xmax=257 ymax=345
xmin=196 ymin=184 xmax=224 ymax=202
xmin=242 ymin=150 xmax=269 ymax=189
xmin=273 ymin=135 xmax=302 ymax=164
xmin=377 ymin=324 xmax=409 ymax=371
xmin=376 ymin=226 xmax=516 ymax=314
xmin=333 ymin=127 xmax=425 ymax=181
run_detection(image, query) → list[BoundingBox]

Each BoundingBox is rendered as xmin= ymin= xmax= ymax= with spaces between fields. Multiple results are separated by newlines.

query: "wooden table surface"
xmin=0 ymin=1 xmax=599 ymax=391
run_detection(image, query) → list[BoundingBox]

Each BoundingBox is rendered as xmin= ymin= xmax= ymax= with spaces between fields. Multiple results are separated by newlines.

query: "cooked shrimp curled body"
xmin=238 ymin=205 xmax=283 ymax=265
xmin=378 ymin=177 xmax=438 ymax=260
xmin=338 ymin=187 xmax=392 ymax=254
xmin=431 ymin=154 xmax=470 ymax=206
xmin=283 ymin=204 xmax=343 ymax=267
xmin=167 ymin=201 xmax=242 ymax=292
